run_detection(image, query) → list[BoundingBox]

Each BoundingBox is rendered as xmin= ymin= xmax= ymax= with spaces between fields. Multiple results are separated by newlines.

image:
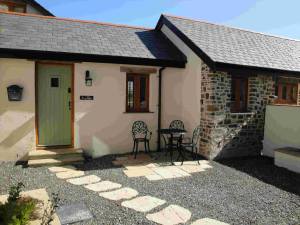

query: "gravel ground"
xmin=0 ymin=155 xmax=299 ymax=225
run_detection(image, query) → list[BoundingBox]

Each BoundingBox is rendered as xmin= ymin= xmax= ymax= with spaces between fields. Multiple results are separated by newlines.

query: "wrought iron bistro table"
xmin=159 ymin=128 xmax=187 ymax=164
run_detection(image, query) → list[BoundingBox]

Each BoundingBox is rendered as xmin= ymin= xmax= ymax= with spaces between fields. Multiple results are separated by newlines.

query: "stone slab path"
xmin=123 ymin=166 xmax=155 ymax=177
xmin=56 ymin=170 xmax=85 ymax=179
xmin=67 ymin=175 xmax=101 ymax=185
xmin=49 ymin=166 xmax=76 ymax=173
xmin=85 ymin=181 xmax=122 ymax=192
xmin=113 ymin=154 xmax=213 ymax=181
xmin=146 ymin=204 xmax=191 ymax=225
xmin=99 ymin=187 xmax=138 ymax=201
xmin=122 ymin=196 xmax=166 ymax=212
xmin=190 ymin=218 xmax=230 ymax=225
xmin=48 ymin=164 xmax=229 ymax=225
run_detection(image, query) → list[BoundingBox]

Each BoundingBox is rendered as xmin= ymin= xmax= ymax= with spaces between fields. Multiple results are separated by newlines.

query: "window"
xmin=231 ymin=76 xmax=248 ymax=113
xmin=276 ymin=80 xmax=298 ymax=105
xmin=126 ymin=74 xmax=149 ymax=112
xmin=0 ymin=1 xmax=26 ymax=13
xmin=50 ymin=77 xmax=59 ymax=88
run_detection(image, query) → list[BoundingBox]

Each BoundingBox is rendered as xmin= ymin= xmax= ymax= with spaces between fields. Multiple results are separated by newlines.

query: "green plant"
xmin=41 ymin=193 xmax=61 ymax=225
xmin=7 ymin=182 xmax=24 ymax=202
xmin=0 ymin=183 xmax=38 ymax=225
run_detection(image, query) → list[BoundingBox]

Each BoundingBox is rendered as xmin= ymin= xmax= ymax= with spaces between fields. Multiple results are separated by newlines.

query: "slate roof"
xmin=158 ymin=15 xmax=300 ymax=74
xmin=0 ymin=12 xmax=186 ymax=67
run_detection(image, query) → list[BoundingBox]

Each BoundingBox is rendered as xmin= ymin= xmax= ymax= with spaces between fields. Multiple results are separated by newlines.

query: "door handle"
xmin=69 ymin=101 xmax=71 ymax=110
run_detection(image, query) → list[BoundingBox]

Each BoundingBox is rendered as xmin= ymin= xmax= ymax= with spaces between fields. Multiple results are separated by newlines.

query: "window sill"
xmin=230 ymin=111 xmax=254 ymax=115
xmin=124 ymin=111 xmax=155 ymax=114
xmin=269 ymin=104 xmax=300 ymax=107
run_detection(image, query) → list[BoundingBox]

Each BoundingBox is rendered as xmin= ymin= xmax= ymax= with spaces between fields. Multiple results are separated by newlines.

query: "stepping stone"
xmin=152 ymin=167 xmax=178 ymax=179
xmin=174 ymin=160 xmax=209 ymax=166
xmin=179 ymin=165 xmax=205 ymax=174
xmin=85 ymin=181 xmax=121 ymax=192
xmin=145 ymin=163 xmax=159 ymax=168
xmin=124 ymin=167 xmax=155 ymax=177
xmin=146 ymin=204 xmax=191 ymax=225
xmin=174 ymin=161 xmax=199 ymax=166
xmin=191 ymin=218 xmax=230 ymax=225
xmin=99 ymin=187 xmax=138 ymax=201
xmin=56 ymin=202 xmax=93 ymax=224
xmin=199 ymin=164 xmax=213 ymax=169
xmin=56 ymin=170 xmax=85 ymax=179
xmin=198 ymin=160 xmax=210 ymax=165
xmin=121 ymin=196 xmax=166 ymax=212
xmin=67 ymin=175 xmax=101 ymax=185
xmin=166 ymin=166 xmax=191 ymax=177
xmin=146 ymin=174 xmax=164 ymax=181
xmin=48 ymin=166 xmax=76 ymax=173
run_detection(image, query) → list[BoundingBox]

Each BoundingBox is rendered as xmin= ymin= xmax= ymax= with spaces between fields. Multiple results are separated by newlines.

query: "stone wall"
xmin=199 ymin=64 xmax=275 ymax=159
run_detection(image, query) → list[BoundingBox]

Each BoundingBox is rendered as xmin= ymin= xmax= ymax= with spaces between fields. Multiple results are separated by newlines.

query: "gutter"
xmin=157 ymin=67 xmax=166 ymax=151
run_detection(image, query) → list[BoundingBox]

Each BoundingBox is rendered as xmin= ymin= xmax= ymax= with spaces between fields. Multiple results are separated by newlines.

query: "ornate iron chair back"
xmin=191 ymin=125 xmax=201 ymax=145
xmin=169 ymin=120 xmax=185 ymax=130
xmin=132 ymin=121 xmax=149 ymax=139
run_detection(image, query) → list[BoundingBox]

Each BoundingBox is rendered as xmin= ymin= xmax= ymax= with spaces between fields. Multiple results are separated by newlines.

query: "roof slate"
xmin=0 ymin=12 xmax=186 ymax=66
xmin=162 ymin=15 xmax=300 ymax=73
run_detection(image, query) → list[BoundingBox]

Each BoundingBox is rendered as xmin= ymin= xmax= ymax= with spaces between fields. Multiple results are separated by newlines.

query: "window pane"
xmin=0 ymin=3 xmax=9 ymax=11
xmin=292 ymin=86 xmax=298 ymax=102
xmin=231 ymin=76 xmax=247 ymax=112
xmin=240 ymin=79 xmax=246 ymax=110
xmin=51 ymin=77 xmax=59 ymax=87
xmin=127 ymin=77 xmax=134 ymax=110
xmin=140 ymin=77 xmax=147 ymax=109
xmin=231 ymin=79 xmax=236 ymax=101
xmin=282 ymin=85 xmax=287 ymax=100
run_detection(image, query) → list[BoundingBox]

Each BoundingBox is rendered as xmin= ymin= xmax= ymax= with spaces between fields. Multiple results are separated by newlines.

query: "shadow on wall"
xmin=209 ymin=112 xmax=263 ymax=159
xmin=76 ymin=108 xmax=134 ymax=157
xmin=217 ymin=156 xmax=300 ymax=196
xmin=0 ymin=110 xmax=35 ymax=161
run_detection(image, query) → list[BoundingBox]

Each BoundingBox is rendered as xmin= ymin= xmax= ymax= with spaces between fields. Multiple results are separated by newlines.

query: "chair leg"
xmin=144 ymin=141 xmax=147 ymax=153
xmin=134 ymin=141 xmax=139 ymax=159
xmin=191 ymin=146 xmax=195 ymax=160
xmin=147 ymin=141 xmax=151 ymax=153
xmin=132 ymin=141 xmax=136 ymax=154
xmin=195 ymin=147 xmax=200 ymax=165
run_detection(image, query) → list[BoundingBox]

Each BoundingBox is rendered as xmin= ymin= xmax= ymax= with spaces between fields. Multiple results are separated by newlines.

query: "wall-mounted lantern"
xmin=85 ymin=70 xmax=93 ymax=86
xmin=7 ymin=85 xmax=23 ymax=101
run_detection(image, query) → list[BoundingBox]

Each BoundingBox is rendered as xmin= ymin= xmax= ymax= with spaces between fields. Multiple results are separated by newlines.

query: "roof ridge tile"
xmin=163 ymin=14 xmax=300 ymax=43
xmin=0 ymin=10 xmax=152 ymax=30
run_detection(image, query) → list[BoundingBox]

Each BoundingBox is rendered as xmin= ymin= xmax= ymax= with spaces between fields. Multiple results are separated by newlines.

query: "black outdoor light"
xmin=85 ymin=70 xmax=93 ymax=86
xmin=7 ymin=85 xmax=23 ymax=101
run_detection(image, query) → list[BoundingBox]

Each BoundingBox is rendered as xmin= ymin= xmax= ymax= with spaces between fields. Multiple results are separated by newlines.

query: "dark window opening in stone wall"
xmin=275 ymin=78 xmax=299 ymax=105
xmin=231 ymin=76 xmax=248 ymax=113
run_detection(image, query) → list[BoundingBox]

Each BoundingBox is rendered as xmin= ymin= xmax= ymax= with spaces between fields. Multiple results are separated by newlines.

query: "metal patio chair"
xmin=131 ymin=121 xmax=152 ymax=159
xmin=169 ymin=119 xmax=185 ymax=144
xmin=159 ymin=120 xmax=186 ymax=157
xmin=169 ymin=120 xmax=185 ymax=130
xmin=180 ymin=125 xmax=201 ymax=163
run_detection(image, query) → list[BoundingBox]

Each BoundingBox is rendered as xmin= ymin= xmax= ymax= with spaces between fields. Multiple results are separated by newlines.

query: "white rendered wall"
xmin=0 ymin=58 xmax=192 ymax=160
xmin=161 ymin=25 xmax=202 ymax=135
xmin=0 ymin=59 xmax=36 ymax=161
xmin=74 ymin=63 xmax=160 ymax=158
xmin=263 ymin=105 xmax=300 ymax=157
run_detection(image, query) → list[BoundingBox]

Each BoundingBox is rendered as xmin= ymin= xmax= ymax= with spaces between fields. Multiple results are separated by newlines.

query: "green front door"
xmin=37 ymin=63 xmax=73 ymax=147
